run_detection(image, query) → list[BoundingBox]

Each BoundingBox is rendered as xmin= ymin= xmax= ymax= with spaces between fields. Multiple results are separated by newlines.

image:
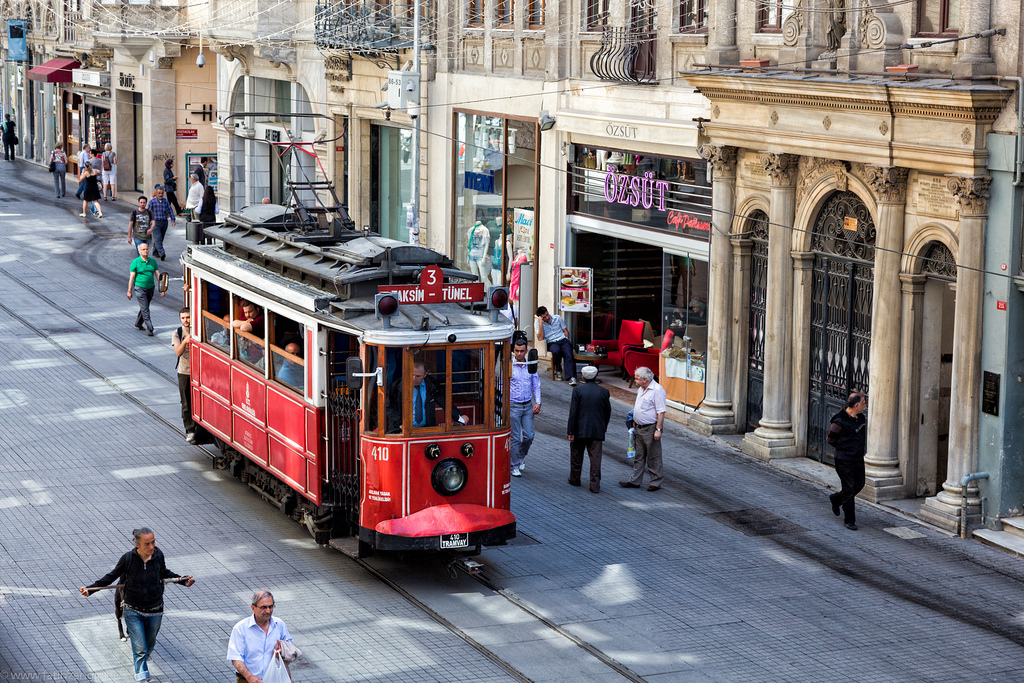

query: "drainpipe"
xmin=959 ymin=471 xmax=989 ymax=538
xmin=998 ymin=77 xmax=1023 ymax=187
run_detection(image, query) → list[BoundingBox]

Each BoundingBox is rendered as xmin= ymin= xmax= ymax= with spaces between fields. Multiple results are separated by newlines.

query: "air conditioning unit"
xmin=127 ymin=0 xmax=151 ymax=5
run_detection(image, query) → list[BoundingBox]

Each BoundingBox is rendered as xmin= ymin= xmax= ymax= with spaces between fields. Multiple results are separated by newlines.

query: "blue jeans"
xmin=53 ymin=164 xmax=67 ymax=196
xmin=547 ymin=338 xmax=576 ymax=379
xmin=123 ymin=609 xmax=163 ymax=681
xmin=510 ymin=401 xmax=535 ymax=469
xmin=152 ymin=219 xmax=169 ymax=256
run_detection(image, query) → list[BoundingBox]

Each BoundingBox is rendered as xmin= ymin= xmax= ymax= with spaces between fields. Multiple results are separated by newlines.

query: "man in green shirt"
xmin=127 ymin=242 xmax=165 ymax=336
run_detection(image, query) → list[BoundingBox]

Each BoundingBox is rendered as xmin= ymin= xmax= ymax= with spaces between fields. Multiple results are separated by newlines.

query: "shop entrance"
xmin=745 ymin=210 xmax=769 ymax=431
xmin=806 ymin=192 xmax=875 ymax=463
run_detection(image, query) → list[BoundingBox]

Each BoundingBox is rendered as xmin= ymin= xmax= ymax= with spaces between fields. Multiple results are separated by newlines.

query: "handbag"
xmin=48 ymin=160 xmax=56 ymax=173
xmin=262 ymin=651 xmax=291 ymax=683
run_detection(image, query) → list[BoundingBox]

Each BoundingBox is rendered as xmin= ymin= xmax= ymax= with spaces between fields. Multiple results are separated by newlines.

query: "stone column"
xmin=692 ymin=144 xmax=738 ymax=436
xmin=920 ymin=175 xmax=990 ymax=531
xmin=790 ymin=251 xmax=815 ymax=455
xmin=743 ymin=153 xmax=798 ymax=461
xmin=952 ymin=1 xmax=995 ymax=76
xmin=862 ymin=165 xmax=908 ymax=500
xmin=730 ymin=236 xmax=753 ymax=431
xmin=707 ymin=0 xmax=740 ymax=65
xmin=898 ymin=274 xmax=926 ymax=497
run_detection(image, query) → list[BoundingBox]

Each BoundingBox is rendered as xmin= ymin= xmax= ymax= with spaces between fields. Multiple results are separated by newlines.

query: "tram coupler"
xmin=449 ymin=556 xmax=485 ymax=577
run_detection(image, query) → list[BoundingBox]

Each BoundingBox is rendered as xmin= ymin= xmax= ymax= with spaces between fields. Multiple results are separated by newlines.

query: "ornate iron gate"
xmin=807 ymin=192 xmax=875 ymax=462
xmin=324 ymin=336 xmax=361 ymax=534
xmin=746 ymin=210 xmax=769 ymax=431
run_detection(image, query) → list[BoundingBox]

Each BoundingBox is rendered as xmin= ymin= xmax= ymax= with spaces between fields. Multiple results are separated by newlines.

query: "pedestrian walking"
xmin=49 ymin=143 xmax=68 ymax=198
xmin=227 ymin=590 xmax=299 ymax=683
xmin=172 ymin=308 xmax=196 ymax=443
xmin=828 ymin=393 xmax=868 ymax=531
xmin=79 ymin=164 xmax=103 ymax=218
xmin=128 ymin=196 xmax=154 ymax=250
xmin=128 ymin=242 xmax=164 ymax=336
xmin=163 ymin=158 xmax=183 ymax=215
xmin=74 ymin=146 xmax=91 ymax=198
xmin=149 ymin=186 xmax=176 ymax=261
xmin=1 ymin=114 xmax=16 ymax=161
xmin=101 ymin=142 xmax=118 ymax=201
xmin=509 ymin=337 xmax=540 ymax=477
xmin=184 ymin=171 xmax=205 ymax=219
xmin=535 ymin=305 xmax=576 ymax=385
xmin=619 ymin=366 xmax=667 ymax=492
xmin=567 ymin=365 xmax=611 ymax=493
xmin=80 ymin=527 xmax=195 ymax=683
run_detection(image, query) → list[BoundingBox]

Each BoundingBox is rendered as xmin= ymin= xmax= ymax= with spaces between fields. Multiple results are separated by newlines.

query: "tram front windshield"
xmin=366 ymin=344 xmax=501 ymax=436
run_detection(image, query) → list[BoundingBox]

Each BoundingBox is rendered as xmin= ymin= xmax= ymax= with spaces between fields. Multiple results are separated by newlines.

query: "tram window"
xmin=269 ymin=312 xmax=305 ymax=394
xmin=494 ymin=342 xmax=508 ymax=428
xmin=383 ymin=347 xmax=412 ymax=433
xmin=233 ymin=300 xmax=267 ymax=373
xmin=201 ymin=282 xmax=230 ymax=352
xmin=451 ymin=348 xmax=485 ymax=428
xmin=364 ymin=346 xmax=381 ymax=434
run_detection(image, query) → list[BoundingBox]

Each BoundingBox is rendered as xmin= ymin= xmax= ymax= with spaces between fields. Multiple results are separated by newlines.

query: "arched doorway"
xmin=915 ymin=241 xmax=956 ymax=495
xmin=807 ymin=191 xmax=875 ymax=462
xmin=746 ymin=210 xmax=769 ymax=431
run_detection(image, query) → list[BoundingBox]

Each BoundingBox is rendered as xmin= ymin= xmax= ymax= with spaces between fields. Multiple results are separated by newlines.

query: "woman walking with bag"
xmin=101 ymin=143 xmax=118 ymax=201
xmin=80 ymin=164 xmax=103 ymax=218
xmin=50 ymin=144 xmax=68 ymax=198
xmin=163 ymin=158 xmax=182 ymax=216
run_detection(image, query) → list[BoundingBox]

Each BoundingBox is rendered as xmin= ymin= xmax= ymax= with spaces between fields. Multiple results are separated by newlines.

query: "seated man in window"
xmin=231 ymin=300 xmax=265 ymax=337
xmin=386 ymin=362 xmax=464 ymax=433
xmin=276 ymin=342 xmax=304 ymax=390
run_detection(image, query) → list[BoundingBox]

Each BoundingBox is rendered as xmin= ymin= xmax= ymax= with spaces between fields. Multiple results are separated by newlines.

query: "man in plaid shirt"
xmin=149 ymin=185 xmax=176 ymax=262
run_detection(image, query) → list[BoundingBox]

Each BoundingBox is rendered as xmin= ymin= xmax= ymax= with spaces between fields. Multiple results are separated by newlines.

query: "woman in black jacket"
xmin=81 ymin=528 xmax=194 ymax=682
xmin=198 ymin=183 xmax=218 ymax=223
xmin=2 ymin=114 xmax=16 ymax=161
xmin=163 ymin=159 xmax=183 ymax=216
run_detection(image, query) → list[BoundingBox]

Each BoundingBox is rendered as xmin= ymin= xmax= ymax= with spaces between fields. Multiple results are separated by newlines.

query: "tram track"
xmin=0 ymin=264 xmax=644 ymax=681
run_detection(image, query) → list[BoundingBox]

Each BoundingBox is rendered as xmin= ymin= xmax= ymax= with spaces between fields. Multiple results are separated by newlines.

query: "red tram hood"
xmin=375 ymin=504 xmax=516 ymax=538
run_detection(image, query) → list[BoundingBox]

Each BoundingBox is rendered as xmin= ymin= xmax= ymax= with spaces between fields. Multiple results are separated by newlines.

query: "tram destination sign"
xmin=379 ymin=265 xmax=485 ymax=304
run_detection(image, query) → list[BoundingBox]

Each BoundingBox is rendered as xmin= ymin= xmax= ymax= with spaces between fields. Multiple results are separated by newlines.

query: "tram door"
xmin=806 ymin=192 xmax=875 ymax=463
xmin=324 ymin=331 xmax=360 ymax=535
xmin=745 ymin=211 xmax=769 ymax=431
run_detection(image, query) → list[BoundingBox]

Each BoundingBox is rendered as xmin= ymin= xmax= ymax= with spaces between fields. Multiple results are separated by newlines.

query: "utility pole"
xmin=409 ymin=0 xmax=422 ymax=245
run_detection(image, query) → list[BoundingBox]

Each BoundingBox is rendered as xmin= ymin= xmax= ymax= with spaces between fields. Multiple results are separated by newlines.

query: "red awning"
xmin=27 ymin=58 xmax=80 ymax=83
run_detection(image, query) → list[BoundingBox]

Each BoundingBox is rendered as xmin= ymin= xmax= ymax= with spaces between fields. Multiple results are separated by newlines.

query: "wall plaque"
xmin=982 ymin=371 xmax=1000 ymax=416
xmin=914 ymin=175 xmax=958 ymax=220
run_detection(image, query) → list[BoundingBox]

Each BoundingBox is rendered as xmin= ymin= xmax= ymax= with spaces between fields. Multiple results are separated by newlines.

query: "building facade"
xmin=686 ymin=0 xmax=1023 ymax=533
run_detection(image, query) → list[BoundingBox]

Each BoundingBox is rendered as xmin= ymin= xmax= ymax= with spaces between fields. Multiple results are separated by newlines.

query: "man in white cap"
xmin=566 ymin=365 xmax=611 ymax=493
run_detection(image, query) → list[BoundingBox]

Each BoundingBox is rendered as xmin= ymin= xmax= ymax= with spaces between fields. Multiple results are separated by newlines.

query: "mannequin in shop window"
xmin=467 ymin=220 xmax=491 ymax=287
xmin=509 ymin=247 xmax=529 ymax=303
xmin=488 ymin=216 xmax=507 ymax=290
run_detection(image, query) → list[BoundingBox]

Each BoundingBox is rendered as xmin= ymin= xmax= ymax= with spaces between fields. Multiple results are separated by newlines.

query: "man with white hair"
xmin=566 ymin=365 xmax=611 ymax=493
xmin=227 ymin=590 xmax=295 ymax=683
xmin=620 ymin=366 xmax=667 ymax=491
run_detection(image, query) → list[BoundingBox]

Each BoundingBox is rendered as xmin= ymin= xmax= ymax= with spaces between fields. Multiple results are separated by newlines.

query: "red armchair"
xmin=624 ymin=347 xmax=662 ymax=387
xmin=592 ymin=319 xmax=646 ymax=369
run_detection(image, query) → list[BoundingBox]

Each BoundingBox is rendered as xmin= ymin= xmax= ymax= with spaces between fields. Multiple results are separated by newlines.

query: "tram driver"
xmin=386 ymin=361 xmax=465 ymax=433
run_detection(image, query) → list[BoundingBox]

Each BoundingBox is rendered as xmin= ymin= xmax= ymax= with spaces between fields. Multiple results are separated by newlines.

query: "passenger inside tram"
xmin=386 ymin=360 xmax=465 ymax=433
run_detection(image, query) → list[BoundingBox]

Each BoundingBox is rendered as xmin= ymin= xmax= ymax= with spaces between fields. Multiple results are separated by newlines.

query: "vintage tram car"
xmin=181 ymin=204 xmax=516 ymax=555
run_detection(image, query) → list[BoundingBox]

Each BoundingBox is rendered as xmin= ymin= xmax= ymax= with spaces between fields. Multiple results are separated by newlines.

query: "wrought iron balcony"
xmin=315 ymin=0 xmax=431 ymax=54
xmin=589 ymin=26 xmax=657 ymax=84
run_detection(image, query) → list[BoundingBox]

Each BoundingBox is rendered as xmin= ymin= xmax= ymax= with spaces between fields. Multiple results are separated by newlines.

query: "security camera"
xmin=196 ymin=52 xmax=206 ymax=68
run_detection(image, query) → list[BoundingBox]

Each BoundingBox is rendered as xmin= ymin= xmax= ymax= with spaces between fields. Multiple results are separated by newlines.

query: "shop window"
xmin=757 ymin=0 xmax=783 ymax=32
xmin=233 ymin=300 xmax=266 ymax=373
xmin=918 ymin=0 xmax=959 ymax=36
xmin=570 ymin=146 xmax=712 ymax=239
xmin=661 ymin=253 xmax=708 ymax=405
xmin=495 ymin=0 xmax=513 ymax=27
xmin=585 ymin=0 xmax=609 ymax=30
xmin=269 ymin=313 xmax=305 ymax=394
xmin=201 ymin=282 xmax=230 ymax=353
xmin=679 ymin=0 xmax=707 ymax=32
xmin=527 ymin=0 xmax=545 ymax=28
xmin=370 ymin=124 xmax=412 ymax=240
xmin=467 ymin=0 xmax=483 ymax=26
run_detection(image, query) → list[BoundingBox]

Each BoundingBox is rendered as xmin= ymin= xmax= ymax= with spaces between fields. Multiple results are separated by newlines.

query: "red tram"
xmin=181 ymin=204 xmax=516 ymax=555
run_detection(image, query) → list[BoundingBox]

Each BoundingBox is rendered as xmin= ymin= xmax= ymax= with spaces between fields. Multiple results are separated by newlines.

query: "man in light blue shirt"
xmin=536 ymin=306 xmax=576 ymax=385
xmin=509 ymin=338 xmax=541 ymax=477
xmin=227 ymin=590 xmax=294 ymax=683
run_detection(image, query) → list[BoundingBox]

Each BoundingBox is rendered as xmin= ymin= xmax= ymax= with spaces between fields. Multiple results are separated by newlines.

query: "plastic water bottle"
xmin=627 ymin=428 xmax=636 ymax=460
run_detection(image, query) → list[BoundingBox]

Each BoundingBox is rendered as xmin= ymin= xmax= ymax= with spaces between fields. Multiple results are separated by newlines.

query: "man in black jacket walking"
xmin=567 ymin=365 xmax=612 ymax=493
xmin=81 ymin=528 xmax=195 ymax=682
xmin=828 ymin=393 xmax=868 ymax=530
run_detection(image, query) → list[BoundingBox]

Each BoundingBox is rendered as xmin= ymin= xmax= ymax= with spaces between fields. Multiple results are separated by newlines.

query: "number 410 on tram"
xmin=182 ymin=209 xmax=519 ymax=556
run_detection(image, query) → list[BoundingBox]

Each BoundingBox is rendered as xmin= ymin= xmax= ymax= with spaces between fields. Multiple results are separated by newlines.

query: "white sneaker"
xmin=511 ymin=467 xmax=522 ymax=477
xmin=184 ymin=431 xmax=196 ymax=443
xmin=569 ymin=378 xmax=577 ymax=386
xmin=518 ymin=462 xmax=526 ymax=472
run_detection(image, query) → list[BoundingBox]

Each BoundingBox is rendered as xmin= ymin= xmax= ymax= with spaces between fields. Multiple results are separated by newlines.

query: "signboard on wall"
xmin=559 ymin=267 xmax=591 ymax=313
xmin=512 ymin=208 xmax=535 ymax=256
xmin=177 ymin=128 xmax=197 ymax=140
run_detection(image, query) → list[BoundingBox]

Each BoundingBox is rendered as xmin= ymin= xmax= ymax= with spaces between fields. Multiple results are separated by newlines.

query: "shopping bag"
xmin=263 ymin=652 xmax=291 ymax=683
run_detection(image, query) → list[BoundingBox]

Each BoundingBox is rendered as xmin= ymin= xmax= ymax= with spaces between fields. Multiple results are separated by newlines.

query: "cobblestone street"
xmin=0 ymin=164 xmax=1023 ymax=682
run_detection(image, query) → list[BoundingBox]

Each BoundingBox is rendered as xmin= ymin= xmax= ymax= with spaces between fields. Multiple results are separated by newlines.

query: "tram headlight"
xmin=431 ymin=458 xmax=468 ymax=497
